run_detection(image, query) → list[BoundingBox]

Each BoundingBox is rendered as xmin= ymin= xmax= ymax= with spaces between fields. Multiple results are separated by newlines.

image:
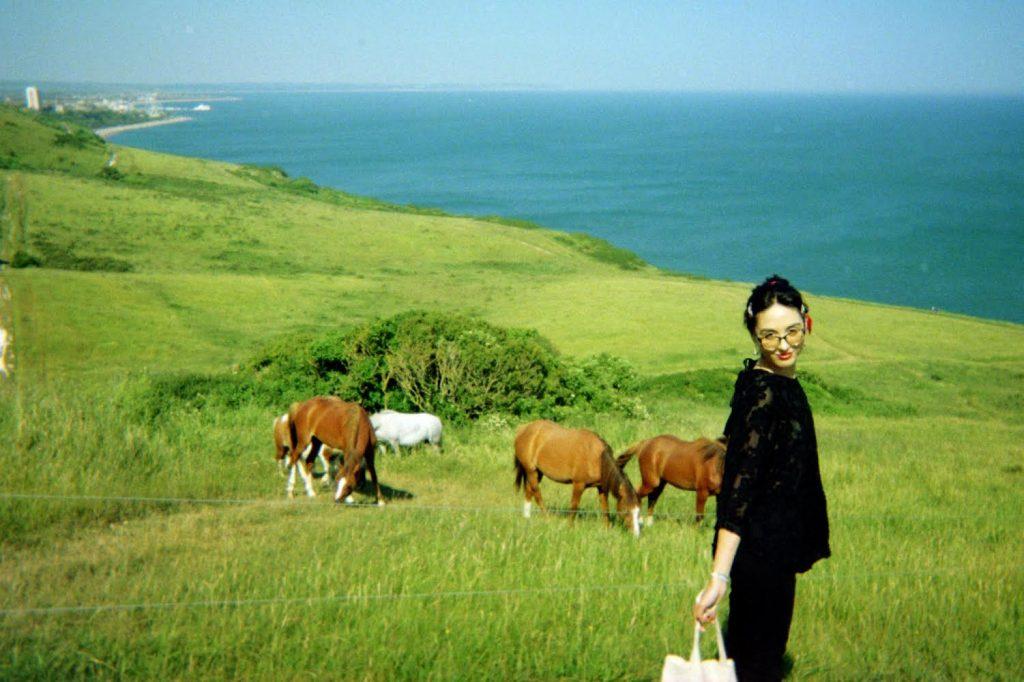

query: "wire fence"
xmin=2 ymin=565 xmax=1020 ymax=619
xmin=1 ymin=491 xmax=1016 ymax=523
xmin=1 ymin=491 xmax=1021 ymax=619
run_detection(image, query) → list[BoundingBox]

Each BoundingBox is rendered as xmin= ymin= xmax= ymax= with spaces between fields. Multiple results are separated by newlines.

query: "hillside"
xmin=1 ymin=106 xmax=1022 ymax=680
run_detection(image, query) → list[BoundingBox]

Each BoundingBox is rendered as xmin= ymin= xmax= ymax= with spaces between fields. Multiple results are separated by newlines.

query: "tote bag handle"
xmin=689 ymin=621 xmax=729 ymax=663
xmin=662 ymin=621 xmax=735 ymax=682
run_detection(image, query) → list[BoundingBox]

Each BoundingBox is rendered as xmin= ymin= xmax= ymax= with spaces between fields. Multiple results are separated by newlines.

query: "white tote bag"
xmin=661 ymin=621 xmax=737 ymax=682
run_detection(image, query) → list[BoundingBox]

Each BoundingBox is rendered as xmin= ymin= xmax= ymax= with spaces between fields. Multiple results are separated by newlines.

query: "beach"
xmin=95 ymin=116 xmax=192 ymax=139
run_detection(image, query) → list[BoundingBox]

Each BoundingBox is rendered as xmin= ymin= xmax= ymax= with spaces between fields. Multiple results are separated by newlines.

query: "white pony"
xmin=370 ymin=410 xmax=443 ymax=455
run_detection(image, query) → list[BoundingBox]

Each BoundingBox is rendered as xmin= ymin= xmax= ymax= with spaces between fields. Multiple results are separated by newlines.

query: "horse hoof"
xmin=377 ymin=500 xmax=386 ymax=507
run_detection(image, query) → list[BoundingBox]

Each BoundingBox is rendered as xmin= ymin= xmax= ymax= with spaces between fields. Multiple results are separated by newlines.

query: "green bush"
xmin=100 ymin=165 xmax=124 ymax=181
xmin=140 ymin=311 xmax=643 ymax=423
xmin=52 ymin=128 xmax=101 ymax=149
xmin=10 ymin=249 xmax=41 ymax=268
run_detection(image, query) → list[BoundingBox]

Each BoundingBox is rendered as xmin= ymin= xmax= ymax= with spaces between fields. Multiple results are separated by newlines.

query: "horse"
xmin=274 ymin=412 xmax=335 ymax=482
xmin=370 ymin=410 xmax=443 ymax=455
xmin=616 ymin=435 xmax=727 ymax=525
xmin=513 ymin=419 xmax=641 ymax=537
xmin=285 ymin=396 xmax=384 ymax=505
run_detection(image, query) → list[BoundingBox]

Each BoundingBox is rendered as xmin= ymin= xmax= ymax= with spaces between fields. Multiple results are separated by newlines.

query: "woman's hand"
xmin=692 ymin=575 xmax=728 ymax=628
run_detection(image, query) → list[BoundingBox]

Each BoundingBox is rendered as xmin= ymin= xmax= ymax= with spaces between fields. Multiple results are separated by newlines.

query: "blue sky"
xmin=2 ymin=1 xmax=1022 ymax=94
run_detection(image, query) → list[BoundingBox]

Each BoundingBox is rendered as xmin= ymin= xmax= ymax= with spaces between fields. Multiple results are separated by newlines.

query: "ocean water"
xmin=116 ymin=91 xmax=1024 ymax=323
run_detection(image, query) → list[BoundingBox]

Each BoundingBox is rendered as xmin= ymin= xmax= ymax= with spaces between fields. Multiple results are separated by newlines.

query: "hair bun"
xmin=764 ymin=274 xmax=790 ymax=288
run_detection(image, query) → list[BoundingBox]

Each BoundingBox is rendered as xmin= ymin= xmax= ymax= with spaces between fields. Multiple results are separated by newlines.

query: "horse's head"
xmin=614 ymin=481 xmax=642 ymax=538
xmin=333 ymin=455 xmax=361 ymax=505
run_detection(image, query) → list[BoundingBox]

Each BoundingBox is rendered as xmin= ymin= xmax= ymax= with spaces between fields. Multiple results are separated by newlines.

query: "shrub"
xmin=142 ymin=311 xmax=643 ymax=423
xmin=10 ymin=250 xmax=41 ymax=268
xmin=52 ymin=128 xmax=101 ymax=149
xmin=100 ymin=166 xmax=124 ymax=181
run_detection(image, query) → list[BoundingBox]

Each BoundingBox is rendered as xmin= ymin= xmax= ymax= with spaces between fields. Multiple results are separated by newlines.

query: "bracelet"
xmin=711 ymin=571 xmax=730 ymax=584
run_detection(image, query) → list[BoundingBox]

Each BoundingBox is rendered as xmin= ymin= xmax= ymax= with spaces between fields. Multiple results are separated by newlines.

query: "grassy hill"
xmin=1 ymin=106 xmax=1022 ymax=680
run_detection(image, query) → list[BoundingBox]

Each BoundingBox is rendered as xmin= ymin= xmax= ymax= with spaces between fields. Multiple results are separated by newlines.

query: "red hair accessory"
xmin=805 ymin=314 xmax=813 ymax=333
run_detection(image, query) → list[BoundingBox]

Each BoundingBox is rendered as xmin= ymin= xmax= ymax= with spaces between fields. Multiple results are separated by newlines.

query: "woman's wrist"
xmin=711 ymin=571 xmax=730 ymax=585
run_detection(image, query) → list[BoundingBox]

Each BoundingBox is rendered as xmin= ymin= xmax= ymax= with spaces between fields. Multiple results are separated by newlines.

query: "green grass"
xmin=1 ymin=106 xmax=1022 ymax=680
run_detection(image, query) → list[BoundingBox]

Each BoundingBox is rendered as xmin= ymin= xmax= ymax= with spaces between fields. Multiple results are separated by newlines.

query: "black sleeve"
xmin=717 ymin=381 xmax=776 ymax=535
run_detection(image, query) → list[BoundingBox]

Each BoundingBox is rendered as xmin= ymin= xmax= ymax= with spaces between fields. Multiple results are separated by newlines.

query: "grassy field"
xmin=1 ymin=106 xmax=1022 ymax=680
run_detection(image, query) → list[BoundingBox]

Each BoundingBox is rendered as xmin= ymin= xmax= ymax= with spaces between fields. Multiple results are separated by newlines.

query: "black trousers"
xmin=724 ymin=555 xmax=797 ymax=682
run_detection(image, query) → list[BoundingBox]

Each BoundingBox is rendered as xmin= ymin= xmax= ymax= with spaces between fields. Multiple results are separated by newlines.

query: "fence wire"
xmin=0 ymin=491 xmax=1017 ymax=523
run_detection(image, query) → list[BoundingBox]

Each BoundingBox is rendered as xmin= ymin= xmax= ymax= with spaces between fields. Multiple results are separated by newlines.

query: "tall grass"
xmin=1 ymin=372 xmax=1022 ymax=679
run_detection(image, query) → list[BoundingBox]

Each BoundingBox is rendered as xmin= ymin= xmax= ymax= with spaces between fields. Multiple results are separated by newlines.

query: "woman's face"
xmin=753 ymin=302 xmax=806 ymax=372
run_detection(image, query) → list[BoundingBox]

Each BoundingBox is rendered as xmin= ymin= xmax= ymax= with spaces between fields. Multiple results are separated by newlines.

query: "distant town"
xmin=2 ymin=84 xmax=231 ymax=132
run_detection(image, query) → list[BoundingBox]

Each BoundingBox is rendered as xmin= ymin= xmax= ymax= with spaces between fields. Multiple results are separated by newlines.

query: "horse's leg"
xmin=286 ymin=461 xmax=297 ymax=498
xmin=285 ymin=436 xmax=307 ymax=498
xmin=694 ymin=488 xmax=709 ymax=524
xmin=297 ymin=460 xmax=317 ymax=498
xmin=366 ymin=449 xmax=384 ymax=506
xmin=317 ymin=448 xmax=333 ymax=487
xmin=571 ymin=482 xmax=587 ymax=524
xmin=635 ymin=480 xmax=656 ymax=499
xmin=390 ymin=440 xmax=401 ymax=457
xmin=295 ymin=439 xmax=319 ymax=498
xmin=525 ymin=469 xmax=546 ymax=516
xmin=646 ymin=482 xmax=667 ymax=526
xmin=521 ymin=475 xmax=532 ymax=519
xmin=595 ymin=487 xmax=612 ymax=527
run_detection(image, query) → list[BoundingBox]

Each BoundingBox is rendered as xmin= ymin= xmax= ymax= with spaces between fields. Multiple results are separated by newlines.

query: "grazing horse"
xmin=285 ymin=396 xmax=384 ymax=505
xmin=273 ymin=412 xmax=332 ymax=481
xmin=514 ymin=419 xmax=641 ymax=537
xmin=616 ymin=435 xmax=726 ymax=525
xmin=370 ymin=410 xmax=443 ymax=455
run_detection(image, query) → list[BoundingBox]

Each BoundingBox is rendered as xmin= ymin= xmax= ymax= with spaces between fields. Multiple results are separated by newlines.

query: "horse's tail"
xmin=286 ymin=402 xmax=301 ymax=451
xmin=615 ymin=440 xmax=644 ymax=470
xmin=513 ymin=456 xmax=526 ymax=492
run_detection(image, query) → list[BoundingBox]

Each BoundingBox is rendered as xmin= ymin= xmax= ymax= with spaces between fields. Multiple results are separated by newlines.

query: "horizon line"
xmin=1 ymin=79 xmax=1022 ymax=99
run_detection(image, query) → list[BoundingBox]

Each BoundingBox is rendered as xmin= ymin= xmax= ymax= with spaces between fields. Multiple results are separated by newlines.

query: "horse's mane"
xmin=699 ymin=437 xmax=727 ymax=462
xmin=701 ymin=436 xmax=728 ymax=476
xmin=599 ymin=444 xmax=636 ymax=501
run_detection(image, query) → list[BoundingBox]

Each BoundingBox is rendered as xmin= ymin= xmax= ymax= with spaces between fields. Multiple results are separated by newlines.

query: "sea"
xmin=114 ymin=91 xmax=1024 ymax=324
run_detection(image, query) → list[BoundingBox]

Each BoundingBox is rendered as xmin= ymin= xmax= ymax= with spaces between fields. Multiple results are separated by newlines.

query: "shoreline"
xmin=95 ymin=116 xmax=193 ymax=139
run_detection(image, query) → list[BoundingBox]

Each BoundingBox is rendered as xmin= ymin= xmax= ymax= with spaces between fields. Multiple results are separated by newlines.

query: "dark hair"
xmin=743 ymin=274 xmax=808 ymax=334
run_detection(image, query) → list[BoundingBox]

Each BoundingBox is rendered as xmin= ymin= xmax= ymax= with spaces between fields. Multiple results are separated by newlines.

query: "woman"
xmin=693 ymin=275 xmax=831 ymax=681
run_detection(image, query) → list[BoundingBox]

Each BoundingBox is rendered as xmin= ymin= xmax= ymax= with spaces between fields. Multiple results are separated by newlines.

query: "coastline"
xmin=95 ymin=116 xmax=193 ymax=139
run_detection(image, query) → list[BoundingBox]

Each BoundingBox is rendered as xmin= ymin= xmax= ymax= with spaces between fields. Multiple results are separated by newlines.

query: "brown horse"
xmin=616 ymin=435 xmax=726 ymax=524
xmin=514 ymin=420 xmax=641 ymax=536
xmin=286 ymin=396 xmax=383 ymax=505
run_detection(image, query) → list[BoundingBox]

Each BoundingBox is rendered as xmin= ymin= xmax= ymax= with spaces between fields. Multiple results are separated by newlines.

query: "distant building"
xmin=25 ymin=86 xmax=40 ymax=111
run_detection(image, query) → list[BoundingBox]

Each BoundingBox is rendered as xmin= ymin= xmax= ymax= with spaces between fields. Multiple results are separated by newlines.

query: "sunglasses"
xmin=756 ymin=326 xmax=805 ymax=352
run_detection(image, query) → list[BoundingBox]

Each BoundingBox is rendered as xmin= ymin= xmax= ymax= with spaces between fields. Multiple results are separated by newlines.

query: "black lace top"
xmin=714 ymin=359 xmax=831 ymax=573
